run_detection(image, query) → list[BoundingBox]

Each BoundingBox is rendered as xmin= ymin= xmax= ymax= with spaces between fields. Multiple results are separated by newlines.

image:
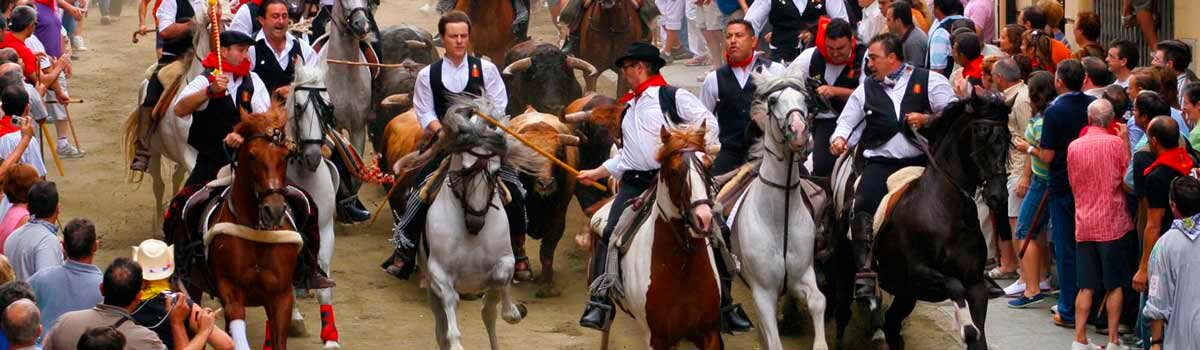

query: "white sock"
xmin=56 ymin=137 xmax=68 ymax=149
xmin=230 ymin=319 xmax=251 ymax=350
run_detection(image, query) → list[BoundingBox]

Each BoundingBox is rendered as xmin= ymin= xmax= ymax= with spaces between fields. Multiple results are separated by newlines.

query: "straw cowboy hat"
xmin=132 ymin=239 xmax=175 ymax=281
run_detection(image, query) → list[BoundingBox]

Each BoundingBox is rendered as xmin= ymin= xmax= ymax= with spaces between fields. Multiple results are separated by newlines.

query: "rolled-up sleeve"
xmin=250 ymin=75 xmax=271 ymax=113
xmin=926 ymin=72 xmax=958 ymax=113
xmin=156 ymin=0 xmax=177 ymax=34
xmin=483 ymin=62 xmax=508 ymax=117
xmin=413 ymin=67 xmax=438 ymax=129
xmin=1143 ymin=239 xmax=1175 ymax=320
xmin=744 ymin=0 xmax=769 ymax=37
xmin=832 ymin=86 xmax=866 ymax=144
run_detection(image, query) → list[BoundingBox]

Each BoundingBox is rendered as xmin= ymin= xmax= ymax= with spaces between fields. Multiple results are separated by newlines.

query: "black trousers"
xmin=141 ymin=55 xmax=180 ymax=108
xmin=588 ymin=169 xmax=657 ymax=282
xmin=810 ymin=118 xmax=838 ymax=177
xmin=711 ymin=147 xmax=748 ymax=177
xmin=852 ymin=156 xmax=927 ymax=222
xmin=184 ymin=152 xmax=231 ymax=187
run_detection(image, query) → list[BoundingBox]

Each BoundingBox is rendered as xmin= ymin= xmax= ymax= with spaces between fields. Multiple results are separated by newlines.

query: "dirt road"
xmin=62 ymin=0 xmax=966 ymax=348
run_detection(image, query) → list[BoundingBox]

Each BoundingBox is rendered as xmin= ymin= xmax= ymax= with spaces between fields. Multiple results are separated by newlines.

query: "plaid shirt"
xmin=1067 ymin=126 xmax=1133 ymax=242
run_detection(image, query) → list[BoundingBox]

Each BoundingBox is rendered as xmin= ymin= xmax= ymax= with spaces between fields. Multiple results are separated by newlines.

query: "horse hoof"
xmin=322 ymin=341 xmax=342 ymax=350
xmin=289 ymin=318 xmax=307 ymax=337
xmin=514 ymin=269 xmax=534 ymax=282
xmin=961 ymin=324 xmax=980 ymax=343
xmin=516 ymin=303 xmax=528 ymax=319
xmin=534 ymin=285 xmax=561 ymax=298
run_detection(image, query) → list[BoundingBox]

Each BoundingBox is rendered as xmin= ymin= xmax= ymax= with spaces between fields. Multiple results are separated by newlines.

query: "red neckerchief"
xmin=726 ymin=52 xmax=754 ymax=69
xmin=1144 ymin=146 xmax=1195 ymax=176
xmin=618 ymin=74 xmax=668 ymax=105
xmin=34 ymin=0 xmax=54 ymax=11
xmin=0 ymin=116 xmax=19 ymax=136
xmin=962 ymin=56 xmax=984 ymax=79
xmin=201 ymin=52 xmax=252 ymax=78
xmin=815 ymin=16 xmax=856 ymax=66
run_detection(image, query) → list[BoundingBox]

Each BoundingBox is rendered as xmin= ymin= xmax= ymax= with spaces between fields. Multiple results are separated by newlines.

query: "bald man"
xmin=2 ymin=299 xmax=42 ymax=350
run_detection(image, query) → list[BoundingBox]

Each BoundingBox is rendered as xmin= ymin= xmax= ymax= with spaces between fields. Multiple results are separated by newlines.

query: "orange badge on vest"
xmin=471 ymin=65 xmax=481 ymax=78
xmin=242 ymin=90 xmax=251 ymax=104
xmin=913 ymin=84 xmax=922 ymax=95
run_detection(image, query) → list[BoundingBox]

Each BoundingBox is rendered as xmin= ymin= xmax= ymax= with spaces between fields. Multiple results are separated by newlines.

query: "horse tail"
xmin=122 ymin=107 xmax=143 ymax=183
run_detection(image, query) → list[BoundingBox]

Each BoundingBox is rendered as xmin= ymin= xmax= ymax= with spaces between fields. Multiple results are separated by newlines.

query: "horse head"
xmin=333 ymin=0 xmax=372 ymax=41
xmin=233 ymin=107 xmax=296 ymax=230
xmin=752 ymin=73 xmax=812 ymax=157
xmin=510 ymin=109 xmax=579 ymax=195
xmin=656 ymin=122 xmax=716 ymax=240
xmin=287 ymin=63 xmax=329 ymax=172
xmin=931 ymin=92 xmax=1012 ymax=209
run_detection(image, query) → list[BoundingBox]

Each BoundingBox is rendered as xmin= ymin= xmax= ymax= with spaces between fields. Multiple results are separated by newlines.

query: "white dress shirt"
xmin=786 ymin=47 xmax=867 ymax=119
xmin=412 ymin=56 xmax=508 ymax=129
xmin=745 ymin=0 xmax=849 ymax=42
xmin=176 ymin=72 xmax=272 ymax=114
xmin=699 ymin=53 xmax=786 ymax=112
xmin=832 ymin=65 xmax=956 ymax=159
xmin=229 ymin=4 xmax=255 ymax=37
xmin=857 ymin=1 xmax=886 ymax=43
xmin=156 ymin=0 xmax=207 ymax=36
xmin=248 ymin=31 xmax=319 ymax=72
xmin=603 ymin=86 xmax=720 ymax=177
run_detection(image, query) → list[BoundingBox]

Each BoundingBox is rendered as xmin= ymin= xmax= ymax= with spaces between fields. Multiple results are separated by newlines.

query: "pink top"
xmin=1067 ymin=127 xmax=1133 ymax=242
xmin=0 ymin=204 xmax=29 ymax=254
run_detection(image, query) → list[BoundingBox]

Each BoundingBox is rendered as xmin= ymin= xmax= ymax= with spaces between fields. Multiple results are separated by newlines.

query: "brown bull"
xmin=455 ymin=0 xmax=516 ymax=61
xmin=562 ymin=93 xmax=624 ymax=214
xmin=575 ymin=0 xmax=648 ymax=94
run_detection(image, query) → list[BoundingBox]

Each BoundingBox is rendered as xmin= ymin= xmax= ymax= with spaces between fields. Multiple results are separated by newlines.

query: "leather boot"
xmin=579 ymin=237 xmax=614 ymax=330
xmin=130 ymin=106 xmax=154 ymax=172
xmin=511 ymin=0 xmax=531 ymax=42
xmin=851 ymin=214 xmax=877 ymax=301
xmin=713 ymin=244 xmax=752 ymax=333
xmin=337 ymin=196 xmax=371 ymax=222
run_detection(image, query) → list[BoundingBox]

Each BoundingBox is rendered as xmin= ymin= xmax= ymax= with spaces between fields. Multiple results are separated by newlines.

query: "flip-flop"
xmin=987 ymin=267 xmax=1019 ymax=279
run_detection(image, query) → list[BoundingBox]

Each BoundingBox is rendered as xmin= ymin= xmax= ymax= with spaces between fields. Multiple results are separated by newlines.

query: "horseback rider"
xmin=169 ymin=30 xmax=336 ymax=289
xmin=309 ymin=0 xmax=382 ymax=56
xmin=698 ymin=19 xmax=785 ymax=177
xmin=433 ymin=0 xmax=530 ymax=43
xmin=131 ymin=0 xmax=208 ymax=172
xmin=576 ymin=41 xmax=752 ymax=333
xmin=383 ymin=10 xmax=527 ymax=279
xmin=829 ymin=33 xmax=956 ymax=302
xmin=744 ymin=0 xmax=850 ymax=62
xmin=247 ymin=0 xmax=318 ymax=95
xmin=229 ymin=0 xmax=306 ymax=40
xmin=788 ymin=17 xmax=865 ymax=177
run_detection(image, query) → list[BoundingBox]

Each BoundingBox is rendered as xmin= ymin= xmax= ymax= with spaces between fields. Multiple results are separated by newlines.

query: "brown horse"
xmin=576 ymin=0 xmax=647 ymax=93
xmin=454 ymin=0 xmax=516 ymax=61
xmin=203 ymin=108 xmax=303 ymax=350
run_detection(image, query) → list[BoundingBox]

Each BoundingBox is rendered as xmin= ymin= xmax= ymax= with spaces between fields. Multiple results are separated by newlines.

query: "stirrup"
xmin=579 ymin=299 xmax=614 ymax=331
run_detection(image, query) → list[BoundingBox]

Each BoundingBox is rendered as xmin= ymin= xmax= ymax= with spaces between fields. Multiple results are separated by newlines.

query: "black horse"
xmin=843 ymin=93 xmax=1011 ymax=350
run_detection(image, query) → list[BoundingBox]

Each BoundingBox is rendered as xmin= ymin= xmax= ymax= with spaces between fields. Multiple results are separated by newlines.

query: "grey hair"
xmin=0 ymin=49 xmax=18 ymax=65
xmin=1088 ymin=98 xmax=1115 ymax=127
xmin=1 ymin=299 xmax=39 ymax=345
xmin=993 ymin=57 xmax=1022 ymax=83
xmin=8 ymin=5 xmax=35 ymax=32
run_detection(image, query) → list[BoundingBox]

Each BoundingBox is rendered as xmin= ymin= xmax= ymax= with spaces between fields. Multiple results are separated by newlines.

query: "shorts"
xmin=1076 ymin=232 xmax=1134 ymax=292
xmin=655 ymin=0 xmax=683 ymax=30
xmin=43 ymin=73 xmax=68 ymax=122
xmin=686 ymin=0 xmax=722 ymax=31
xmin=1006 ymin=175 xmax=1023 ymax=217
xmin=1131 ymin=0 xmax=1151 ymax=12
xmin=1014 ymin=176 xmax=1048 ymax=240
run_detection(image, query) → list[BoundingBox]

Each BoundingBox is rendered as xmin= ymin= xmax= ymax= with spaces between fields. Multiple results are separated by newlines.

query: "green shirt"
xmin=1189 ymin=126 xmax=1200 ymax=153
xmin=1025 ymin=114 xmax=1049 ymax=179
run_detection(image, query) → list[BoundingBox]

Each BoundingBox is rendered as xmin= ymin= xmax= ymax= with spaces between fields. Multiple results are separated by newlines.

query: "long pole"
xmin=40 ymin=123 xmax=64 ymax=176
xmin=1017 ymin=189 xmax=1050 ymax=259
xmin=208 ymin=0 xmax=222 ymax=74
xmin=473 ymin=111 xmax=606 ymax=192
xmin=64 ymin=106 xmax=82 ymax=151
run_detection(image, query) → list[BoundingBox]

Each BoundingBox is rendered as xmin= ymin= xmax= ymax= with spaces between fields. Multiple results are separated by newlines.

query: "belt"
xmin=622 ymin=169 xmax=659 ymax=188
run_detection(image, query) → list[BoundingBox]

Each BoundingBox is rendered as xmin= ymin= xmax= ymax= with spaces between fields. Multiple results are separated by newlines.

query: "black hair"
xmin=1157 ymin=40 xmax=1193 ymax=73
xmin=0 ymin=84 xmax=26 ymax=117
xmin=726 ymin=19 xmax=754 ymax=36
xmin=78 ymin=327 xmax=127 ymax=350
xmin=889 ymin=1 xmax=913 ymax=27
xmin=0 ymin=281 xmax=34 ymax=325
xmin=63 ymin=218 xmax=97 ymax=260
xmin=1027 ymin=70 xmax=1056 ymax=113
xmin=101 ymin=258 xmax=143 ymax=307
xmin=1103 ymin=84 xmax=1131 ymax=116
xmin=825 ymin=18 xmax=853 ymax=41
xmin=869 ymin=32 xmax=904 ymax=60
xmin=7 ymin=5 xmax=33 ymax=32
xmin=1184 ymin=82 xmax=1200 ymax=105
xmin=26 ymin=181 xmax=57 ymax=219
xmin=1170 ymin=176 xmax=1200 ymax=217
xmin=1055 ymin=59 xmax=1085 ymax=92
xmin=1109 ymin=39 xmax=1139 ymax=70
xmin=1149 ymin=115 xmax=1181 ymax=149
xmin=1082 ymin=56 xmax=1115 ymax=87
xmin=953 ymin=31 xmax=982 ymax=60
xmin=933 ymin=0 xmax=962 ymax=16
xmin=1020 ymin=6 xmax=1046 ymax=29
xmin=1076 ymin=12 xmax=1101 ymax=41
xmin=1135 ymin=91 xmax=1171 ymax=122
xmin=257 ymin=0 xmax=290 ymax=18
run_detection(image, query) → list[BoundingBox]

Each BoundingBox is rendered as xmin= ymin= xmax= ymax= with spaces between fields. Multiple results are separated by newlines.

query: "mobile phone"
xmin=10 ymin=116 xmax=22 ymax=125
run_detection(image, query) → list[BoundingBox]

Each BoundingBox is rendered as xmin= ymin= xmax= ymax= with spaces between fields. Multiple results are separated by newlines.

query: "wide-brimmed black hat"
xmin=220 ymin=31 xmax=255 ymax=47
xmin=614 ymin=42 xmax=666 ymax=70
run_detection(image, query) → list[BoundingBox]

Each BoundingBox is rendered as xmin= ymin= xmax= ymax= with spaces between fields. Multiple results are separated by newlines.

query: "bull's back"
xmin=384 ymin=111 xmax=422 ymax=174
xmin=455 ymin=0 xmax=514 ymax=60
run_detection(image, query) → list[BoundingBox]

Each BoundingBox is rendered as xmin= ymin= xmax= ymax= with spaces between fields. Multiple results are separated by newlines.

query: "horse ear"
xmin=660 ymin=125 xmax=671 ymax=144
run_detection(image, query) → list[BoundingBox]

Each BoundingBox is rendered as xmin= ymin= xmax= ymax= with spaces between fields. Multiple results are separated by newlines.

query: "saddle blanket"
xmin=204 ymin=222 xmax=304 ymax=248
xmin=873 ymin=166 xmax=926 ymax=233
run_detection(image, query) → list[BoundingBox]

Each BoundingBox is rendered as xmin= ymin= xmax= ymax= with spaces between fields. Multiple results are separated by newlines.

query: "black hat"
xmin=614 ymin=42 xmax=666 ymax=70
xmin=219 ymin=31 xmax=255 ymax=47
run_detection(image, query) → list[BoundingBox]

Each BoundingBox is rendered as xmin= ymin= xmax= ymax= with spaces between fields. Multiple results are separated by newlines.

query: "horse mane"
xmin=292 ymin=63 xmax=327 ymax=87
xmin=655 ymin=123 xmax=708 ymax=163
xmin=234 ymin=107 xmax=289 ymax=136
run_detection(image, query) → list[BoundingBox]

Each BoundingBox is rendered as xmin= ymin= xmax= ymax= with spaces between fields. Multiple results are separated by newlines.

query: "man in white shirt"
xmin=745 ymin=0 xmax=849 ymax=62
xmin=787 ymin=17 xmax=865 ymax=177
xmin=133 ymin=0 xmax=207 ymax=172
xmin=1107 ymin=39 xmax=1138 ymax=88
xmin=857 ymin=0 xmax=888 ymax=44
xmin=247 ymin=0 xmax=318 ymax=95
xmin=829 ymin=32 xmax=956 ymax=302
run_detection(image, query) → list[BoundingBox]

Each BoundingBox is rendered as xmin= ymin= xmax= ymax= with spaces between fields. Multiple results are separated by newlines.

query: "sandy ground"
xmin=59 ymin=0 xmax=971 ymax=348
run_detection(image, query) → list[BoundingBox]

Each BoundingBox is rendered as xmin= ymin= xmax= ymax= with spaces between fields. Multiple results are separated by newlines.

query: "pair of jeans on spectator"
xmin=1048 ymin=193 xmax=1078 ymax=322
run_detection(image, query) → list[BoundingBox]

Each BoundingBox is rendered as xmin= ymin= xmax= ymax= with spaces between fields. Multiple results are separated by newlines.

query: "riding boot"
xmin=381 ymin=198 xmax=428 ymax=279
xmin=579 ymin=240 xmax=614 ymax=330
xmin=511 ymin=0 xmax=531 ymax=42
xmin=130 ymin=106 xmax=155 ymax=172
xmin=851 ymin=213 xmax=878 ymax=301
xmin=560 ymin=0 xmax=583 ymax=55
xmin=331 ymin=152 xmax=371 ymax=222
xmin=304 ymin=241 xmax=337 ymax=289
xmin=710 ymin=223 xmax=753 ymax=333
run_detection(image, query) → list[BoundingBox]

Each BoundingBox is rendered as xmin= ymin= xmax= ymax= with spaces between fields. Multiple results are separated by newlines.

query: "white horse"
xmin=319 ymin=0 xmax=373 ymax=154
xmin=283 ymin=63 xmax=343 ymax=350
xmin=412 ymin=100 xmax=538 ymax=350
xmin=730 ymin=74 xmax=828 ymax=350
xmin=123 ymin=2 xmax=214 ymax=233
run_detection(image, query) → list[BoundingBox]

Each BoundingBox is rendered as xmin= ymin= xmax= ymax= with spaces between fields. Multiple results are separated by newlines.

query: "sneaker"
xmin=58 ymin=144 xmax=85 ymax=159
xmin=72 ymin=36 xmax=89 ymax=51
xmin=1039 ymin=278 xmax=1053 ymax=292
xmin=1071 ymin=341 xmax=1102 ymax=350
xmin=1105 ymin=342 xmax=1128 ymax=350
xmin=1007 ymin=293 xmax=1047 ymax=308
xmin=1003 ymin=279 xmax=1026 ymax=297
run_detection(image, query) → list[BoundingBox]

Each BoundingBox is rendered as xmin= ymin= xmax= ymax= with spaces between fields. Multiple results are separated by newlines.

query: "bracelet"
xmin=1026 ymin=145 xmax=1035 ymax=154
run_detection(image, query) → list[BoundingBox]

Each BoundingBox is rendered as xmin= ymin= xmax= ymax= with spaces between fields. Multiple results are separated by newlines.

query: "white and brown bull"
xmin=501 ymin=40 xmax=596 ymax=117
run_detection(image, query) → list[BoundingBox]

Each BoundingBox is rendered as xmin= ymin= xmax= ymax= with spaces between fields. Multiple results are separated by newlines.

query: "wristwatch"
xmin=1026 ymin=145 xmax=1035 ymax=155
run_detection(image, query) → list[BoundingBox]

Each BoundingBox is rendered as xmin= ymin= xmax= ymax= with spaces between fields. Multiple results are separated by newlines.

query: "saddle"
xmin=717 ymin=161 xmax=836 ymax=260
xmin=145 ymin=53 xmax=196 ymax=120
xmin=872 ymin=166 xmax=926 ymax=234
xmin=610 ymin=181 xmax=658 ymax=255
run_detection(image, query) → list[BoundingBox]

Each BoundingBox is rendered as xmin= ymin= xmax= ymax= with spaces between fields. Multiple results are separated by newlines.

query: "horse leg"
xmin=427 ymin=288 xmax=452 ymax=350
xmin=289 ymin=303 xmax=306 ymax=337
xmin=317 ymin=209 xmax=341 ymax=349
xmin=149 ymin=153 xmax=165 ymax=236
xmin=689 ymin=331 xmax=724 ymax=350
xmin=909 ymin=263 xmax=978 ymax=348
xmin=482 ymin=290 xmax=501 ymax=350
xmin=266 ymin=293 xmax=295 ymax=350
xmin=882 ymin=295 xmax=916 ymax=350
xmin=221 ymin=290 xmax=252 ymax=350
xmin=428 ymin=267 xmax=463 ymax=350
xmin=793 ymin=266 xmax=829 ymax=350
xmin=748 ymin=282 xmax=783 ymax=350
xmin=964 ymin=281 xmax=990 ymax=350
xmin=491 ymin=258 xmax=527 ymax=324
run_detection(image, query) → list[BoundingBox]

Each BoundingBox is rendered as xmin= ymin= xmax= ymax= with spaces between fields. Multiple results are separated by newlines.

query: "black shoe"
xmin=308 ymin=273 xmax=336 ymax=289
xmin=721 ymin=303 xmax=753 ymax=333
xmin=338 ymin=198 xmax=371 ymax=223
xmin=579 ymin=296 xmax=613 ymax=331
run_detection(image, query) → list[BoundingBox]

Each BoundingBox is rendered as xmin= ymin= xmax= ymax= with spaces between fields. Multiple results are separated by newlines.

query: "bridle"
xmin=225 ymin=128 xmax=297 ymax=229
xmin=661 ymin=149 xmax=717 ymax=252
xmin=291 ymin=85 xmax=333 ymax=148
xmin=448 ymin=148 xmax=501 ymax=218
xmin=333 ymin=0 xmax=371 ymax=35
xmin=755 ymin=83 xmax=811 ymax=190
xmin=907 ymin=116 xmax=1009 ymax=201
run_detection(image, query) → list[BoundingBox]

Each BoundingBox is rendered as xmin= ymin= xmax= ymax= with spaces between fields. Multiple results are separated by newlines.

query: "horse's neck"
xmin=759 ymin=139 xmax=801 ymax=187
xmin=923 ymin=133 xmax=979 ymax=192
xmin=227 ymin=171 xmax=261 ymax=226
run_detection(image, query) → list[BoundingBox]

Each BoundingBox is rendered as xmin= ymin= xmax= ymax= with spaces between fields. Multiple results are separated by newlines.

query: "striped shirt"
xmin=1067 ymin=126 xmax=1133 ymax=242
xmin=1024 ymin=114 xmax=1048 ymax=179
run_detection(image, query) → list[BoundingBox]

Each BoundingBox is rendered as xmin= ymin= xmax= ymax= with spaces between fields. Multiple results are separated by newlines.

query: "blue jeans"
xmin=1136 ymin=293 xmax=1149 ymax=349
xmin=1048 ymin=192 xmax=1078 ymax=321
xmin=1015 ymin=176 xmax=1049 ymax=240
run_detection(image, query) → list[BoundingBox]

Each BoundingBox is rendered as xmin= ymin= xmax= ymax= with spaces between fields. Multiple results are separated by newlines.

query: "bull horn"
xmin=559 ymin=134 xmax=580 ymax=146
xmin=564 ymin=110 xmax=592 ymax=123
xmin=566 ymin=57 xmax=598 ymax=76
xmin=381 ymin=93 xmax=411 ymax=107
xmin=405 ymin=40 xmax=428 ymax=49
xmin=502 ymin=57 xmax=533 ymax=75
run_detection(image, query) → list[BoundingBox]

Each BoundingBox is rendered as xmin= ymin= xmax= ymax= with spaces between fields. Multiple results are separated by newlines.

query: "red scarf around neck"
xmin=618 ymin=74 xmax=668 ymax=105
xmin=1144 ymin=146 xmax=1195 ymax=176
xmin=201 ymin=52 xmax=252 ymax=78
xmin=0 ymin=116 xmax=19 ymax=136
xmin=815 ymin=16 xmax=856 ymax=66
xmin=34 ymin=0 xmax=54 ymax=10
xmin=962 ymin=56 xmax=984 ymax=79
xmin=726 ymin=52 xmax=754 ymax=69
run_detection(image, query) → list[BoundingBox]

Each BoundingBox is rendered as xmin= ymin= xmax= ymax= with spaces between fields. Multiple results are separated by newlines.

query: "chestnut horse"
xmin=204 ymin=108 xmax=303 ymax=350
xmin=454 ymin=0 xmax=515 ymax=61
xmin=576 ymin=0 xmax=647 ymax=94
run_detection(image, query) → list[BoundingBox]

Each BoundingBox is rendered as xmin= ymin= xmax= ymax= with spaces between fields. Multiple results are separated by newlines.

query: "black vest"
xmin=808 ymin=44 xmax=866 ymax=113
xmin=860 ymin=67 xmax=932 ymax=150
xmin=188 ymin=70 xmax=256 ymax=156
xmin=162 ymin=0 xmax=196 ymax=58
xmin=714 ymin=61 xmax=767 ymax=154
xmin=928 ymin=16 xmax=968 ymax=72
xmin=247 ymin=2 xmax=262 ymax=34
xmin=252 ymin=38 xmax=304 ymax=93
xmin=430 ymin=56 xmax=485 ymax=120
xmin=769 ymin=0 xmax=825 ymax=51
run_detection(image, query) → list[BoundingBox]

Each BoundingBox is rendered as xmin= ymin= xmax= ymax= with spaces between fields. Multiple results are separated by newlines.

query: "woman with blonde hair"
xmin=0 ymin=254 xmax=14 ymax=284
